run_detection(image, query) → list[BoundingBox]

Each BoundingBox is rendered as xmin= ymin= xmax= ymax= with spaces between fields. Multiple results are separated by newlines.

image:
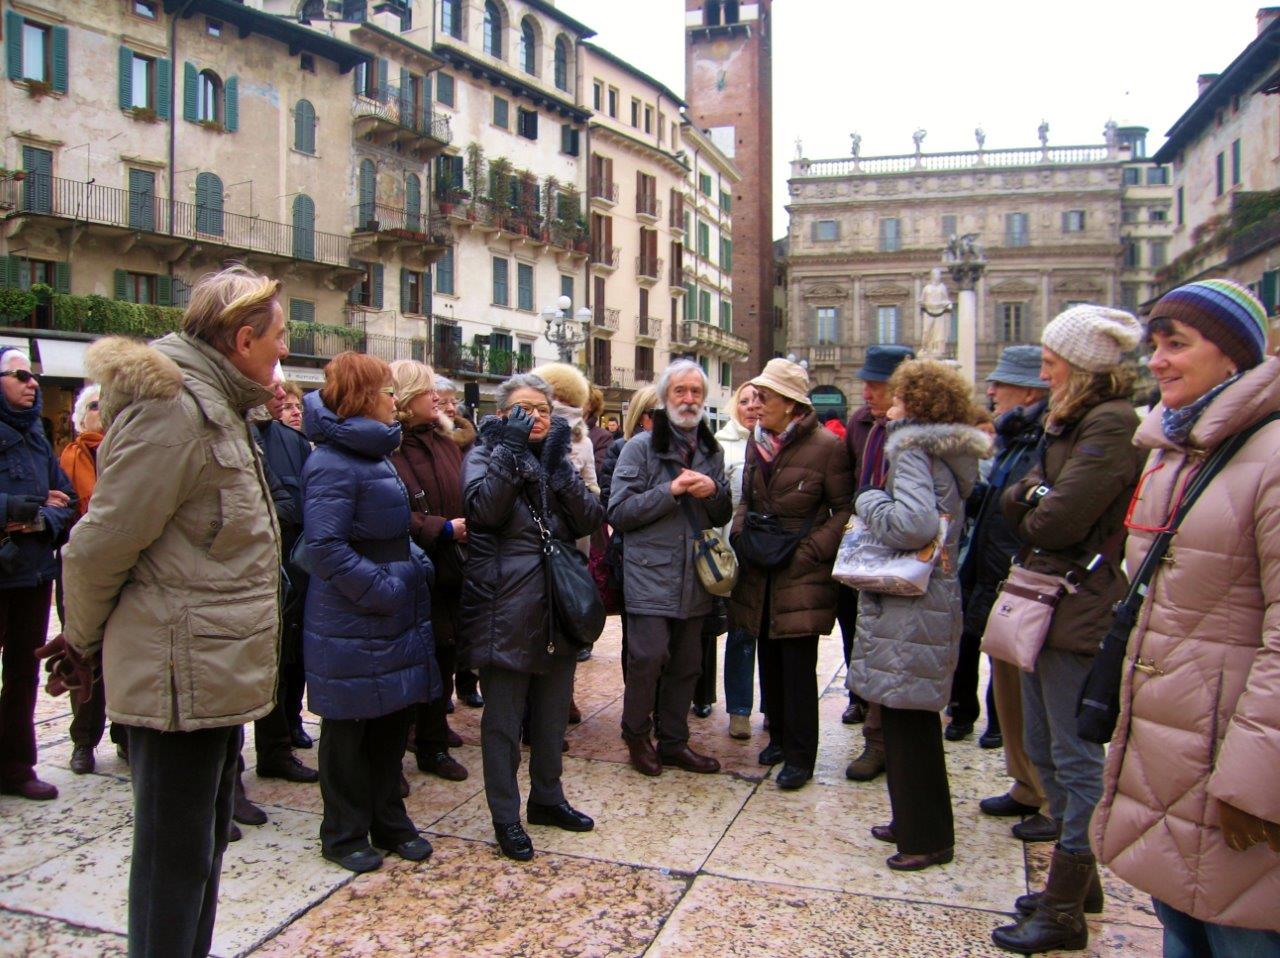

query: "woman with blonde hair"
xmin=992 ymin=306 xmax=1144 ymax=953
xmin=389 ymin=360 xmax=469 ymax=783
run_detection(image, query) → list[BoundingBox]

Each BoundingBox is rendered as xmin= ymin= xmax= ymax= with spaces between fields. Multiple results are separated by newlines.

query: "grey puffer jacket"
xmin=847 ymin=421 xmax=989 ymax=712
xmin=607 ymin=410 xmax=731 ymax=620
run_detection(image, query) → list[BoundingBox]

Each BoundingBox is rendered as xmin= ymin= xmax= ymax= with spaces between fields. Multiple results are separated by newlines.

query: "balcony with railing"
xmin=590 ymin=244 xmax=620 ymax=272
xmin=3 ymin=174 xmax=351 ymax=267
xmin=592 ymin=306 xmax=621 ymax=333
xmin=589 ymin=177 xmax=618 ymax=208
xmin=669 ymin=260 xmax=687 ymax=291
xmin=669 ymin=199 xmax=686 ymax=235
xmin=434 ymin=341 xmax=534 ymax=379
xmin=792 ymin=144 xmax=1119 ymax=180
xmin=363 ymin=332 xmax=428 ymax=364
xmin=350 ymin=202 xmax=450 ymax=264
xmin=636 ymin=255 xmax=663 ymax=285
xmin=352 ymin=84 xmax=451 ymax=157
xmin=636 ymin=314 xmax=661 ymax=343
xmin=680 ymin=320 xmax=750 ymax=358
xmin=637 ymin=195 xmax=662 ymax=223
xmin=286 ymin=322 xmax=367 ymax=360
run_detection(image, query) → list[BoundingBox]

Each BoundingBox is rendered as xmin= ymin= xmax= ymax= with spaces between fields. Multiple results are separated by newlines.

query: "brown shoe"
xmin=870 ymin=822 xmax=896 ymax=844
xmin=623 ymin=733 xmax=662 ymax=776
xmin=658 ymin=745 xmax=721 ymax=774
xmin=417 ymin=751 xmax=469 ymax=782
xmin=886 ymin=847 xmax=953 ymax=871
xmin=844 ymin=744 xmax=886 ymax=782
xmin=0 ymin=777 xmax=58 ymax=801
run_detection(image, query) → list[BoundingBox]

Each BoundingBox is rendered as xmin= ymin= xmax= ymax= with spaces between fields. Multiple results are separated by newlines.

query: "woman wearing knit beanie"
xmin=1091 ymin=279 xmax=1280 ymax=956
xmin=991 ymin=305 xmax=1146 ymax=954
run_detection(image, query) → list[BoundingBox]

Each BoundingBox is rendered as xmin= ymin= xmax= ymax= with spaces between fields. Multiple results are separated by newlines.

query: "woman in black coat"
xmin=458 ymin=373 xmax=604 ymax=862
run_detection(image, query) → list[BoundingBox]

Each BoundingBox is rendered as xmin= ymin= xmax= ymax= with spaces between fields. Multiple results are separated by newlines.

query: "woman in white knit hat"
xmin=991 ymin=305 xmax=1146 ymax=954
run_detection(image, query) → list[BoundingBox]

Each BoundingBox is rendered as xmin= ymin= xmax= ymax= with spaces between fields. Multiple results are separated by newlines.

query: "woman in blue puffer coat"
xmin=301 ymin=351 xmax=441 ymax=874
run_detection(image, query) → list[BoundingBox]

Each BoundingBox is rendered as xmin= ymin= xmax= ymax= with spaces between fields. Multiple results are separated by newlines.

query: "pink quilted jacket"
xmin=1092 ymin=358 xmax=1280 ymax=930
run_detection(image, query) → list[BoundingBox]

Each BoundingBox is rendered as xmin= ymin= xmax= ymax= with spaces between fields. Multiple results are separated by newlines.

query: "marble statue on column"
xmin=919 ymin=267 xmax=953 ymax=359
xmin=850 ymin=132 xmax=861 ymax=158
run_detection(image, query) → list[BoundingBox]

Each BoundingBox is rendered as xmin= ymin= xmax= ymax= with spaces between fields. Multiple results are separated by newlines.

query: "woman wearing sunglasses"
xmin=1092 ymin=280 xmax=1280 ymax=958
xmin=0 ymin=346 xmax=74 ymax=801
xmin=993 ymin=306 xmax=1145 ymax=955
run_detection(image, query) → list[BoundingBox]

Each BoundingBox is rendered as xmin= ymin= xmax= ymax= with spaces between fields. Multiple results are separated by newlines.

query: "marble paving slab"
xmin=36 ymin=735 xmax=131 ymax=783
xmin=0 ymin=803 xmax=352 ymax=958
xmin=703 ymin=778 xmax=1026 ymax=912
xmin=251 ymin=836 xmax=688 ymax=958
xmin=0 ymin=909 xmax=128 ymax=958
xmin=1026 ymin=841 xmax=1162 ymax=930
xmin=0 ymin=765 xmax=133 ymax=881
xmin=431 ymin=753 xmax=754 ymax=873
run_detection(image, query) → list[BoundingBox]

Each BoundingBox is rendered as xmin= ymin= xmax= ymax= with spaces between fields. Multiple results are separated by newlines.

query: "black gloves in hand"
xmin=501 ymin=405 xmax=534 ymax=454
xmin=542 ymin=417 xmax=572 ymax=474
xmin=6 ymin=495 xmax=42 ymax=524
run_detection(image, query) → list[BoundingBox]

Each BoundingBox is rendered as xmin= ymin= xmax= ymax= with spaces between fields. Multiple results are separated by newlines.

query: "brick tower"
xmin=685 ymin=0 xmax=775 ymax=381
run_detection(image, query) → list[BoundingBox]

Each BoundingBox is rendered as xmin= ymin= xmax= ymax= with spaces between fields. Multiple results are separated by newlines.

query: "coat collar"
xmin=651 ymin=408 xmax=720 ymax=458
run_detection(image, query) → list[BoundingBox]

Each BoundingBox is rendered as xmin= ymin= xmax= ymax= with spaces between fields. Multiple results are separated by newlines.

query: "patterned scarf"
xmin=858 ymin=420 xmax=889 ymax=488
xmin=669 ymin=421 xmax=697 ymax=465
xmin=753 ymin=417 xmax=802 ymax=464
xmin=1161 ymin=373 xmax=1240 ymax=445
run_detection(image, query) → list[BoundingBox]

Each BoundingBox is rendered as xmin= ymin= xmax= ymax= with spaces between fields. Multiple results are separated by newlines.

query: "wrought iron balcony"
xmin=352 ymin=84 xmax=451 ymax=157
xmin=636 ymin=314 xmax=661 ymax=342
xmin=637 ymin=195 xmax=662 ymax=222
xmin=636 ymin=255 xmax=664 ymax=284
xmin=592 ymin=306 xmax=621 ymax=331
xmin=588 ymin=178 xmax=618 ymax=207
xmin=590 ymin=244 xmax=620 ymax=272
xmin=680 ymin=320 xmax=750 ymax=358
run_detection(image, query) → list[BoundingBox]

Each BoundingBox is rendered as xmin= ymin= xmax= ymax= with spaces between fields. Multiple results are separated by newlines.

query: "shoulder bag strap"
xmin=398 ymin=459 xmax=430 ymax=515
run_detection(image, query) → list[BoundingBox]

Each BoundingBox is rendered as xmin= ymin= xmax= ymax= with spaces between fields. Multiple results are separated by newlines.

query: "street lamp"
xmin=541 ymin=294 xmax=591 ymax=363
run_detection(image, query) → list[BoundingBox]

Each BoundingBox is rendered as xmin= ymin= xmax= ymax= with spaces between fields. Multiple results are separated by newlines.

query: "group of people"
xmin=0 ymin=263 xmax=1276 ymax=958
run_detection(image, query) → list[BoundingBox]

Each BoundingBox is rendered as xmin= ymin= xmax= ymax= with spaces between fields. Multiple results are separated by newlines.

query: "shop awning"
xmin=0 ymin=335 xmax=31 ymax=355
xmin=35 ymin=339 xmax=90 ymax=379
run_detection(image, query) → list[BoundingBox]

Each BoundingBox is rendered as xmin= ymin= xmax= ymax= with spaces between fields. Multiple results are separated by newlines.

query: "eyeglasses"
xmin=509 ymin=401 xmax=552 ymax=417
xmin=87 ymin=401 xmax=100 ymax=411
xmin=0 ymin=370 xmax=37 ymax=384
xmin=1124 ymin=458 xmax=1200 ymax=534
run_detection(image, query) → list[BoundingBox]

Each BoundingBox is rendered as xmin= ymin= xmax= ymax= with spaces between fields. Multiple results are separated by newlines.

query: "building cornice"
xmin=589 ymin=123 xmax=689 ymax=175
xmin=786 ymin=243 xmax=1122 ymax=269
xmin=352 ymin=21 xmax=444 ymax=74
xmin=163 ymin=0 xmax=370 ymax=72
xmin=434 ymin=44 xmax=589 ymax=122
xmin=582 ymin=41 xmax=686 ymax=109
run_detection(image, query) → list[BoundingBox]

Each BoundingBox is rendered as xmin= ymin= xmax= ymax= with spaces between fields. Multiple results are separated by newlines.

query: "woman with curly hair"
xmin=847 ymin=359 xmax=991 ymax=871
xmin=992 ymin=306 xmax=1145 ymax=955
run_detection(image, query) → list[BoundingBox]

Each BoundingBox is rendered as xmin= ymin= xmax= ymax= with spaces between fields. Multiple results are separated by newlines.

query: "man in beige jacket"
xmin=60 ymin=266 xmax=287 ymax=958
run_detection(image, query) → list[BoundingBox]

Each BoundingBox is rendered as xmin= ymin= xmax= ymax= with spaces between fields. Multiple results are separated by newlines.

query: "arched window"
xmin=292 ymin=194 xmax=315 ymax=260
xmin=405 ymin=173 xmax=421 ymax=232
xmin=519 ymin=17 xmax=537 ymax=75
xmin=553 ymin=35 xmax=570 ymax=91
xmin=441 ymin=0 xmax=462 ymax=38
xmin=483 ymin=1 xmax=503 ymax=58
xmin=357 ymin=159 xmax=377 ymax=229
xmin=724 ymin=0 xmax=740 ymax=23
xmin=298 ymin=0 xmax=324 ymax=20
xmin=194 ymin=171 xmax=223 ymax=236
xmin=293 ymin=99 xmax=316 ymax=154
xmin=196 ymin=69 xmax=221 ymax=122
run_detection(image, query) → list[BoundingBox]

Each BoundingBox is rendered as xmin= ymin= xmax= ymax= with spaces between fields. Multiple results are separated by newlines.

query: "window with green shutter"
xmin=699 ymin=289 xmax=711 ymax=325
xmin=128 ymin=169 xmax=156 ymax=231
xmin=684 ymin=284 xmax=696 ymax=320
xmin=492 ymin=257 xmax=509 ymax=306
xmin=357 ymin=160 xmax=376 ymax=227
xmin=719 ymin=299 xmax=732 ymax=330
xmin=699 ymin=173 xmax=712 ymax=197
xmin=224 ymin=75 xmax=238 ymax=131
xmin=292 ymin=194 xmax=315 ymax=260
xmin=720 ymin=237 xmax=732 ymax=271
xmin=436 ymin=72 xmax=454 ymax=107
xmin=517 ymin=262 xmax=533 ymax=311
xmin=289 ymin=298 xmax=316 ymax=324
xmin=371 ymin=262 xmax=384 ymax=309
xmin=53 ymin=261 xmax=70 ymax=294
xmin=720 ymin=190 xmax=731 ymax=212
xmin=21 ymin=146 xmax=52 ymax=214
xmin=294 ymin=99 xmax=316 ymax=154
xmin=195 ymin=172 xmax=224 ymax=236
xmin=436 ymin=246 xmax=454 ymax=295
xmin=405 ymin=173 xmax=421 ymax=231
xmin=697 ymin=220 xmax=710 ymax=259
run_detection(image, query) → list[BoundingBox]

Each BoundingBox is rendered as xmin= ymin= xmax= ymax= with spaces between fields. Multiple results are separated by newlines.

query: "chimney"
xmin=1198 ymin=73 xmax=1220 ymax=97
xmin=1258 ymin=7 xmax=1280 ymax=33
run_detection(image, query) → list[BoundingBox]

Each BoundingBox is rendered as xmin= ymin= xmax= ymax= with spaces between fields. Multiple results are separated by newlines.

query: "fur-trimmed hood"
xmin=885 ymin=420 xmax=991 ymax=499
xmin=84 ymin=335 xmax=183 ymax=429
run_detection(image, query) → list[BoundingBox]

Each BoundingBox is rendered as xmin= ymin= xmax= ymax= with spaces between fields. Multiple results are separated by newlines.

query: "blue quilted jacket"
xmin=300 ymin=390 xmax=440 ymax=719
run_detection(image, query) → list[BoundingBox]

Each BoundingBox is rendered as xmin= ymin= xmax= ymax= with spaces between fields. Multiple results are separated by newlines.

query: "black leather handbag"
xmin=733 ymin=461 xmax=818 ymax=570
xmin=527 ymin=486 xmax=605 ymax=651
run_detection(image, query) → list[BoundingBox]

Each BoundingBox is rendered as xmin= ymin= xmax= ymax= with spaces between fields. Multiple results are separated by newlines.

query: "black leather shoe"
xmin=841 ymin=701 xmax=866 ymax=725
xmin=1012 ymin=813 xmax=1062 ymax=843
xmin=775 ymin=764 xmax=812 ymax=790
xmin=323 ymin=846 xmax=383 ymax=873
xmin=980 ymin=793 xmax=1041 ymax=817
xmin=978 ymin=728 xmax=1003 ymax=749
xmin=418 ymin=750 xmax=469 ymax=781
xmin=446 ymin=727 xmax=464 ymax=748
xmin=257 ymin=753 xmax=319 ymax=784
xmin=944 ymin=721 xmax=973 ymax=742
xmin=691 ymin=703 xmax=713 ymax=718
xmin=527 ymin=800 xmax=595 ymax=832
xmin=886 ymin=847 xmax=953 ymax=871
xmin=70 ymin=744 xmax=95 ymax=775
xmin=461 ymin=691 xmax=485 ymax=708
xmin=494 ymin=821 xmax=534 ymax=861
xmin=233 ymin=793 xmax=268 ymax=826
xmin=378 ymin=836 xmax=433 ymax=861
xmin=870 ymin=823 xmax=896 ymax=844
xmin=228 ymin=821 xmax=242 ymax=842
xmin=575 ymin=647 xmax=592 ymax=662
xmin=290 ymin=724 xmax=314 ymax=749
xmin=758 ymin=742 xmax=784 ymax=766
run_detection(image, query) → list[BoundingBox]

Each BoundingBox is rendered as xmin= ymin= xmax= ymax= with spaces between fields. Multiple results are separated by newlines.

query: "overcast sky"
xmin=555 ymin=0 xmax=1270 ymax=239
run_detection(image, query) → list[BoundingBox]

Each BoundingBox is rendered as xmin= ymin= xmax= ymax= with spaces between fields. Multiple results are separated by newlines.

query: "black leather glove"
xmin=6 ymin=495 xmax=42 ymax=524
xmin=501 ymin=405 xmax=534 ymax=455
xmin=542 ymin=417 xmax=572 ymax=474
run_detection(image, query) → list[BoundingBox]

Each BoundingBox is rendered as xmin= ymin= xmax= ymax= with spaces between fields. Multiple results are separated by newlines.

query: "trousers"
xmin=991 ymin=657 xmax=1043 ymax=808
xmin=757 ymin=634 xmax=819 ymax=770
xmin=415 ymin=641 xmax=457 ymax=753
xmin=0 ymin=582 xmax=51 ymax=784
xmin=881 ymin=705 xmax=954 ymax=855
xmin=1154 ymin=899 xmax=1280 ymax=958
xmin=723 ymin=627 xmax=757 ymax=716
xmin=317 ymin=709 xmax=417 ymax=857
xmin=621 ymin=614 xmax=704 ymax=751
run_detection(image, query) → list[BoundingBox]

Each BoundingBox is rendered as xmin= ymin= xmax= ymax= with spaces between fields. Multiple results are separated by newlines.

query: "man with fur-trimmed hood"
xmin=55 ymin=266 xmax=287 ymax=958
xmin=607 ymin=359 xmax=731 ymax=777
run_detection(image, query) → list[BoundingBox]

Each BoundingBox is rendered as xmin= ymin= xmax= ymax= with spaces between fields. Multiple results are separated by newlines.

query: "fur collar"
xmin=886 ymin=421 xmax=993 ymax=460
xmin=651 ymin=408 xmax=720 ymax=456
xmin=84 ymin=336 xmax=183 ymax=429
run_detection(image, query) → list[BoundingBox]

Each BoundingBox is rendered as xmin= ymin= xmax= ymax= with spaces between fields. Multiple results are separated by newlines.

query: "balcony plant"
xmin=465 ymin=142 xmax=484 ymax=207
xmin=0 ymin=286 xmax=37 ymax=324
xmin=129 ymin=106 xmax=160 ymax=124
xmin=486 ymin=156 xmax=512 ymax=213
xmin=514 ymin=170 xmax=539 ymax=234
xmin=24 ymin=79 xmax=53 ymax=99
xmin=197 ymin=118 xmax=225 ymax=133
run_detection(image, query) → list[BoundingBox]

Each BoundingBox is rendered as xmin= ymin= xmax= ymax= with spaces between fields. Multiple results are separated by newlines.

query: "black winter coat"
xmin=958 ymin=401 xmax=1045 ymax=635
xmin=458 ymin=416 xmax=604 ymax=674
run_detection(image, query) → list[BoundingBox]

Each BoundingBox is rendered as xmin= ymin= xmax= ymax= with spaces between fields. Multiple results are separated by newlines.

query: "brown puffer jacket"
xmin=729 ymin=413 xmax=854 ymax=639
xmin=1092 ymin=358 xmax=1280 ymax=930
xmin=1002 ymin=398 xmax=1142 ymax=655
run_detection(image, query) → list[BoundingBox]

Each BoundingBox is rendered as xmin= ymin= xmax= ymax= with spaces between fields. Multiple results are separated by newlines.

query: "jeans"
xmin=1021 ymin=647 xmax=1104 ymax=853
xmin=723 ymin=628 xmax=756 ymax=716
xmin=1154 ymin=899 xmax=1280 ymax=958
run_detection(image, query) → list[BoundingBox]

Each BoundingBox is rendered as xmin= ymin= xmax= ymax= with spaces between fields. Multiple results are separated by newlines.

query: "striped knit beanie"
xmin=1147 ymin=279 xmax=1268 ymax=372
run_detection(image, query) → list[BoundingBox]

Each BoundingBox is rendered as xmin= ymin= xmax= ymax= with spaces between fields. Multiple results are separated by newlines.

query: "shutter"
xmin=399 ymin=67 xmax=410 ymax=125
xmin=5 ymin=12 xmax=21 ymax=80
xmin=3 ymin=256 xmax=19 ymax=287
xmin=51 ymin=26 xmax=68 ymax=93
xmin=1263 ymin=270 xmax=1279 ymax=312
xmin=376 ymin=58 xmax=388 ymax=96
xmin=224 ymin=75 xmax=238 ymax=131
xmin=1061 ymin=211 xmax=1068 ymax=232
xmin=156 ymin=58 xmax=171 ymax=119
xmin=405 ymin=174 xmax=420 ymax=230
xmin=118 ymin=47 xmax=133 ymax=109
xmin=183 ymin=62 xmax=197 ymax=121
xmin=113 ymin=269 xmax=127 ymax=300
xmin=400 ymin=266 xmax=410 ymax=312
xmin=156 ymin=275 xmax=172 ymax=306
xmin=54 ymin=261 xmax=70 ymax=294
xmin=353 ymin=62 xmax=363 ymax=95
xmin=371 ymin=263 xmax=383 ymax=309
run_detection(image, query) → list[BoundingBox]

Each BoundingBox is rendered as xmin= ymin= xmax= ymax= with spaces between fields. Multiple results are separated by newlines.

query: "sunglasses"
xmin=0 ymin=369 xmax=37 ymax=384
xmin=87 ymin=401 xmax=100 ymax=410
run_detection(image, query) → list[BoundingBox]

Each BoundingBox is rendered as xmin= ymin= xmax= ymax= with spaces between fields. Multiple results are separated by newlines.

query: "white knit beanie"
xmin=1041 ymin=305 xmax=1142 ymax=372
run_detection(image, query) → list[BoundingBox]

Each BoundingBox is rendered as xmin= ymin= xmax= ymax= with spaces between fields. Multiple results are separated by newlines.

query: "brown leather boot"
xmin=844 ymin=744 xmax=886 ymax=782
xmin=623 ymin=733 xmax=661 ymax=776
xmin=993 ymin=844 xmax=1093 ymax=954
xmin=1016 ymin=858 xmax=1104 ymax=915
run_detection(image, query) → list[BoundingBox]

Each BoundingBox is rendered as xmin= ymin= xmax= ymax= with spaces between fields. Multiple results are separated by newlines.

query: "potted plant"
xmin=487 ymin=156 xmax=512 ymax=212
xmin=130 ymin=106 xmax=159 ymax=123
xmin=465 ymin=142 xmax=485 ymax=209
xmin=0 ymin=286 xmax=37 ymax=323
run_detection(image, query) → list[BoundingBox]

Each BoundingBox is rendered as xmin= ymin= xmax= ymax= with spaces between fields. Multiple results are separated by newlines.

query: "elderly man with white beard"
xmin=607 ymin=360 xmax=732 ymax=776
